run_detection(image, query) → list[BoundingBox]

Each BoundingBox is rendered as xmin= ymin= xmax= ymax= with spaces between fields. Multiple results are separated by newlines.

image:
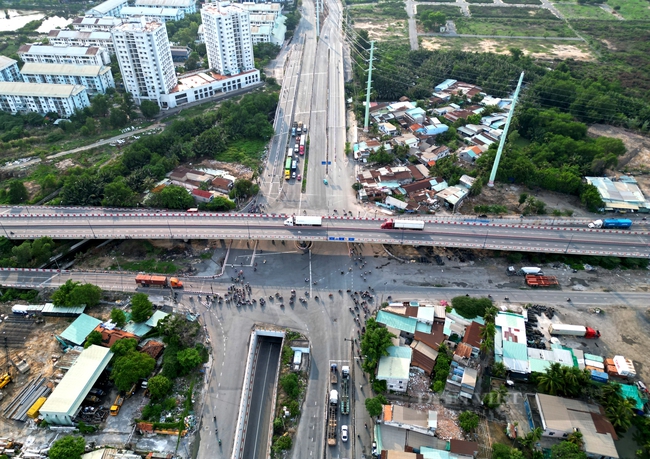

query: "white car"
xmin=341 ymin=425 xmax=348 ymax=442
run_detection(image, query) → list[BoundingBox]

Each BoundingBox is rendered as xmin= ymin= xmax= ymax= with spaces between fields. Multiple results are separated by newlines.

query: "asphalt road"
xmin=2 ymin=213 xmax=648 ymax=257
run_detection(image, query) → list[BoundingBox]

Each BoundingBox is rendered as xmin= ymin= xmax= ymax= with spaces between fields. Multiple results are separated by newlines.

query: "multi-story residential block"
xmin=0 ymin=82 xmax=90 ymax=117
xmin=201 ymin=2 xmax=254 ymax=76
xmin=20 ymin=63 xmax=115 ymax=95
xmin=71 ymin=16 xmax=124 ymax=32
xmin=120 ymin=6 xmax=185 ymax=22
xmin=134 ymin=0 xmax=198 ymax=15
xmin=249 ymin=13 xmax=285 ymax=45
xmin=112 ymin=18 xmax=177 ymax=105
xmin=48 ymin=29 xmax=116 ymax=55
xmin=18 ymin=45 xmax=111 ymax=66
xmin=0 ymin=56 xmax=21 ymax=82
xmin=240 ymin=1 xmax=281 ymax=17
xmin=86 ymin=0 xmax=129 ymax=17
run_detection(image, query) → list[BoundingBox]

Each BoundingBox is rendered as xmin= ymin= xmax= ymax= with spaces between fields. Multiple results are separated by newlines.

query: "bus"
xmin=299 ymin=135 xmax=305 ymax=155
xmin=285 ymin=157 xmax=292 ymax=180
xmin=287 ymin=147 xmax=293 ymax=159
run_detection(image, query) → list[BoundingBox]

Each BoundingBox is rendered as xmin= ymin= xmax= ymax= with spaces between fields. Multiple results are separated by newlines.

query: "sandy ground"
xmin=351 ymin=20 xmax=407 ymax=40
xmin=588 ymin=124 xmax=650 ymax=172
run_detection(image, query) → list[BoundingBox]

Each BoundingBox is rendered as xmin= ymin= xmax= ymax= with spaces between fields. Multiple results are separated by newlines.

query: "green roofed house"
xmin=377 ymin=346 xmax=412 ymax=393
xmin=59 ymin=313 xmax=103 ymax=346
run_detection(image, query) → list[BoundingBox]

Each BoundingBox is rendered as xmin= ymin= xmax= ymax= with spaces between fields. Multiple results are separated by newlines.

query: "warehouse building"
xmin=0 ymin=82 xmax=90 ymax=118
xmin=39 ymin=345 xmax=113 ymax=426
xmin=21 ymin=62 xmax=115 ymax=95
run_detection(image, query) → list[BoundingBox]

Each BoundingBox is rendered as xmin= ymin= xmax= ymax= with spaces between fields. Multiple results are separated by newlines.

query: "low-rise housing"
xmin=171 ymin=46 xmax=191 ymax=62
xmin=86 ymin=0 xmax=129 ymax=17
xmin=48 ymin=29 xmax=116 ymax=55
xmin=382 ymin=404 xmax=438 ymax=436
xmin=18 ymin=44 xmax=111 ymax=66
xmin=376 ymin=346 xmax=412 ymax=392
xmin=0 ymin=82 xmax=90 ymax=117
xmin=459 ymin=145 xmax=486 ymax=163
xmin=192 ymin=188 xmax=214 ymax=203
xmin=20 ymin=62 xmax=115 ymax=95
xmin=449 ymin=440 xmax=479 ymax=458
xmin=120 ymin=6 xmax=185 ymax=22
xmin=379 ymin=122 xmax=399 ymax=136
xmin=93 ymin=324 xmax=140 ymax=347
xmin=212 ymin=177 xmax=233 ymax=194
xmin=134 ymin=0 xmax=198 ymax=14
xmin=0 ymin=56 xmax=21 ymax=82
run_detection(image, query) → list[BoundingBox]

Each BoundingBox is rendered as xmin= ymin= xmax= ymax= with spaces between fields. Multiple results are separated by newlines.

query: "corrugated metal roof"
xmin=0 ymin=55 xmax=17 ymax=69
xmin=145 ymin=310 xmax=169 ymax=327
xmin=376 ymin=310 xmax=417 ymax=334
xmin=415 ymin=321 xmax=432 ymax=334
xmin=135 ymin=0 xmax=194 ymax=6
xmin=40 ymin=345 xmax=112 ymax=417
xmin=42 ymin=303 xmax=86 ymax=315
xmin=21 ymin=62 xmax=106 ymax=77
xmin=0 ymin=82 xmax=86 ymax=98
xmin=124 ymin=321 xmax=152 ymax=337
xmin=377 ymin=346 xmax=412 ymax=380
xmin=417 ymin=307 xmax=435 ymax=323
xmin=502 ymin=341 xmax=529 ymax=373
xmin=60 ymin=313 xmax=103 ymax=345
xmin=88 ymin=0 xmax=128 ymax=14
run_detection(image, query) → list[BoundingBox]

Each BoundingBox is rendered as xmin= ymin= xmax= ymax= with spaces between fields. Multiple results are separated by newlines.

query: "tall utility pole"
xmin=488 ymin=71 xmax=525 ymax=187
xmin=362 ymin=41 xmax=375 ymax=132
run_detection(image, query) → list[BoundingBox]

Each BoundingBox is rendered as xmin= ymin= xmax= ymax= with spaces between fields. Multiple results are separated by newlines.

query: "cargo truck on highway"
xmin=135 ymin=274 xmax=183 ymax=288
xmin=548 ymin=324 xmax=600 ymax=338
xmin=330 ymin=364 xmax=338 ymax=385
xmin=327 ymin=390 xmax=339 ymax=446
xmin=340 ymin=366 xmax=350 ymax=415
xmin=284 ymin=216 xmax=322 ymax=226
xmin=380 ymin=219 xmax=425 ymax=230
xmin=588 ymin=218 xmax=632 ymax=229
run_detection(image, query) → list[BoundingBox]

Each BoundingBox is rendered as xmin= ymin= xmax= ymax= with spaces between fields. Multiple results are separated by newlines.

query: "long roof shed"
xmin=40 ymin=345 xmax=113 ymax=425
xmin=60 ymin=313 xmax=102 ymax=345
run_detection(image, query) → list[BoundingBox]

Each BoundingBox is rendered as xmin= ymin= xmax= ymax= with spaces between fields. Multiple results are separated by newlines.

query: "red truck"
xmin=135 ymin=274 xmax=183 ymax=288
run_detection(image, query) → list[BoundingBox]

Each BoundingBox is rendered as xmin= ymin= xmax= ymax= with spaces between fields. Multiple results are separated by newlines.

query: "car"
xmin=341 ymin=425 xmax=348 ymax=442
xmin=297 ymin=174 xmax=302 ymax=181
xmin=292 ymin=171 xmax=297 ymax=179
xmin=372 ymin=441 xmax=378 ymax=456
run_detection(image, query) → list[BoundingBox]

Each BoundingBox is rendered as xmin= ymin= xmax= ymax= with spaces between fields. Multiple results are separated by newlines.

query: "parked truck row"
xmin=548 ymin=324 xmax=601 ymax=339
xmin=135 ymin=274 xmax=183 ymax=288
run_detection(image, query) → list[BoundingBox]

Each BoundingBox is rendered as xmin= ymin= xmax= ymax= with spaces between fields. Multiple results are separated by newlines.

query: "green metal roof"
xmin=377 ymin=310 xmax=417 ymax=334
xmin=59 ymin=313 xmax=102 ymax=345
xmin=416 ymin=321 xmax=432 ymax=334
xmin=377 ymin=346 xmax=412 ymax=380
xmin=124 ymin=321 xmax=151 ymax=337
xmin=529 ymin=358 xmax=552 ymax=373
xmin=145 ymin=310 xmax=169 ymax=327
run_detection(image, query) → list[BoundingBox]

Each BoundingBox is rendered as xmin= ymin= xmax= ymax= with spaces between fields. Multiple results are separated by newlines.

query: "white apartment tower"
xmin=201 ymin=2 xmax=254 ymax=76
xmin=112 ymin=18 xmax=177 ymax=105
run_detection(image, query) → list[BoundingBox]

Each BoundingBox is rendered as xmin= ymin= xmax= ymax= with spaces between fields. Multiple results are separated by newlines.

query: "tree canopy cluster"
xmin=110 ymin=338 xmax=155 ymax=391
xmin=52 ymin=280 xmax=102 ymax=308
xmin=450 ymin=296 xmax=493 ymax=319
xmin=0 ymin=236 xmax=55 ymax=268
xmin=360 ymin=317 xmax=396 ymax=374
xmin=59 ymin=92 xmax=277 ymax=208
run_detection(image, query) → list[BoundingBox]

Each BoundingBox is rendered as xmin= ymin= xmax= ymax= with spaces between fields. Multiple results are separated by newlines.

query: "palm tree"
xmin=566 ymin=431 xmax=584 ymax=449
xmin=606 ymin=398 xmax=634 ymax=434
xmin=599 ymin=381 xmax=622 ymax=403
xmin=480 ymin=322 xmax=496 ymax=353
xmin=492 ymin=361 xmax=507 ymax=378
xmin=537 ymin=363 xmax=564 ymax=396
xmin=483 ymin=306 xmax=498 ymax=323
xmin=518 ymin=427 xmax=542 ymax=453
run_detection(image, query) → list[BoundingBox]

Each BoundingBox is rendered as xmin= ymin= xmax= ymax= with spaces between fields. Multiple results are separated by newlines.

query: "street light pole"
xmin=87 ymin=219 xmax=97 ymax=238
xmin=564 ymin=234 xmax=574 ymax=254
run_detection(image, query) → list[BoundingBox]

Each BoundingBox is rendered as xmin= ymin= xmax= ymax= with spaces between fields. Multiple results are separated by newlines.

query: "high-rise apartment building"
xmin=112 ymin=18 xmax=177 ymax=105
xmin=201 ymin=2 xmax=254 ymax=76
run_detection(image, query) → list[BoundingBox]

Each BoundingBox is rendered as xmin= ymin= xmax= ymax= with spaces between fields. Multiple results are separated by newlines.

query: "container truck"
xmin=330 ymin=364 xmax=338 ymax=385
xmin=380 ymin=219 xmax=425 ymax=230
xmin=327 ymin=390 xmax=339 ymax=446
xmin=283 ymin=216 xmax=322 ymax=226
xmin=340 ymin=366 xmax=350 ymax=415
xmin=548 ymin=324 xmax=600 ymax=338
xmin=135 ymin=274 xmax=183 ymax=288
xmin=588 ymin=218 xmax=632 ymax=229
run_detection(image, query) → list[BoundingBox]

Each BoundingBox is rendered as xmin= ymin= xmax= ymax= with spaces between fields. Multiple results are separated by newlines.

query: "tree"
xmin=84 ymin=330 xmax=103 ymax=348
xmin=550 ymin=441 xmax=587 ymax=459
xmin=148 ymin=375 xmax=173 ymax=400
xmin=368 ymin=145 xmax=393 ymax=165
xmin=479 ymin=322 xmax=496 ymax=354
xmin=7 ymin=181 xmax=28 ymax=204
xmin=273 ymin=435 xmax=292 ymax=453
xmin=200 ymin=196 xmax=236 ymax=211
xmin=177 ymin=347 xmax=203 ymax=374
xmin=49 ymin=436 xmax=85 ymax=459
xmin=605 ymin=397 xmax=634 ymax=434
xmin=229 ymin=179 xmax=259 ymax=200
xmin=492 ymin=361 xmax=507 ymax=378
xmin=536 ymin=362 xmax=565 ymax=396
xmin=365 ymin=394 xmax=387 ymax=417
xmin=111 ymin=308 xmax=127 ymax=328
xmin=519 ymin=427 xmax=543 ymax=453
xmin=52 ymin=280 xmax=79 ymax=306
xmin=458 ymin=411 xmax=479 ymax=432
xmin=360 ymin=318 xmax=396 ymax=374
xmin=580 ymin=184 xmax=603 ymax=212
xmin=451 ymin=296 xmax=493 ymax=319
xmin=131 ymin=293 xmax=153 ymax=322
xmin=68 ymin=283 xmax=102 ymax=307
xmin=140 ymin=100 xmax=161 ymax=118
xmin=566 ymin=431 xmax=584 ymax=449
xmin=509 ymin=48 xmax=524 ymax=60
xmin=518 ymin=193 xmax=529 ymax=206
xmin=120 ymin=92 xmax=136 ymax=119
xmin=280 ymin=373 xmax=300 ymax=398
xmin=91 ymin=94 xmax=109 ymax=117
xmin=109 ymin=108 xmax=128 ymax=128
xmin=111 ymin=350 xmax=155 ymax=391
xmin=110 ymin=337 xmax=138 ymax=357
xmin=149 ymin=185 xmax=194 ymax=210
xmin=102 ymin=179 xmax=138 ymax=207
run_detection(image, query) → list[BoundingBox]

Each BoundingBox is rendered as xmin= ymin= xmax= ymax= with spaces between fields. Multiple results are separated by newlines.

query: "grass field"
xmin=417 ymin=4 xmax=464 ymax=17
xmin=349 ymin=0 xmax=409 ymax=19
xmin=454 ymin=18 xmax=576 ymax=36
xmin=420 ymin=36 xmax=594 ymax=60
xmin=218 ymin=139 xmax=267 ymax=168
xmin=606 ymin=0 xmax=650 ymax=19
xmin=467 ymin=0 xmax=494 ymax=3
xmin=555 ymin=3 xmax=614 ymax=19
xmin=502 ymin=0 xmax=542 ymax=4
xmin=469 ymin=6 xmax=559 ymax=19
xmin=117 ymin=259 xmax=179 ymax=273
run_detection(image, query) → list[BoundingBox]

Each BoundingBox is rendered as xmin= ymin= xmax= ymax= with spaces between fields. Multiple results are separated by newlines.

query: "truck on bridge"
xmin=380 ymin=219 xmax=425 ymax=230
xmin=135 ymin=274 xmax=183 ymax=288
xmin=588 ymin=218 xmax=632 ymax=229
xmin=549 ymin=324 xmax=600 ymax=339
xmin=330 ymin=363 xmax=338 ymax=385
xmin=327 ymin=390 xmax=338 ymax=446
xmin=283 ymin=216 xmax=322 ymax=227
xmin=340 ymin=365 xmax=350 ymax=415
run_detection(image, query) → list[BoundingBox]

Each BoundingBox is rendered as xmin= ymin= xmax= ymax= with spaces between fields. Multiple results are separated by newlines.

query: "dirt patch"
xmin=530 ymin=44 xmax=594 ymax=61
xmin=601 ymin=39 xmax=618 ymax=50
xmin=55 ymin=158 xmax=76 ymax=170
xmin=421 ymin=38 xmax=444 ymax=50
xmin=23 ymin=180 xmax=41 ymax=200
xmin=351 ymin=20 xmax=407 ymax=40
xmin=199 ymin=160 xmax=254 ymax=180
xmin=588 ymin=124 xmax=650 ymax=172
xmin=473 ymin=39 xmax=504 ymax=54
